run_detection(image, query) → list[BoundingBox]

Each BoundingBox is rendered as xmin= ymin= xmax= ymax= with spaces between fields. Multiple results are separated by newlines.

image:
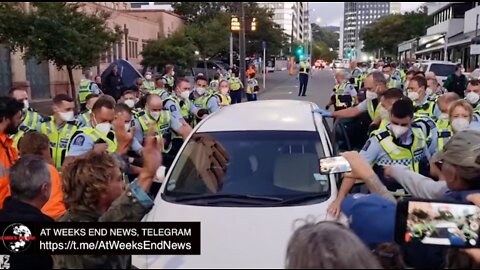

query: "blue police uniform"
xmin=164 ymin=94 xmax=198 ymax=121
xmin=133 ymin=111 xmax=183 ymax=145
xmin=193 ymin=93 xmax=220 ymax=113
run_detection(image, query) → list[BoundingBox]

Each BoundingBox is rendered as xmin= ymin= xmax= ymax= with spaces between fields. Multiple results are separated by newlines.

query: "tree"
xmin=141 ymin=30 xmax=197 ymax=75
xmin=312 ymin=41 xmax=337 ymax=63
xmin=311 ymin=23 xmax=339 ymax=50
xmin=360 ymin=10 xmax=433 ymax=56
xmin=0 ymin=2 xmax=121 ymax=99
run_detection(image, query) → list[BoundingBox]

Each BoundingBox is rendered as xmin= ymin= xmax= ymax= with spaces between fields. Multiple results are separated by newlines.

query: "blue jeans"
xmin=246 ymin=93 xmax=257 ymax=101
xmin=230 ymin=90 xmax=242 ymax=104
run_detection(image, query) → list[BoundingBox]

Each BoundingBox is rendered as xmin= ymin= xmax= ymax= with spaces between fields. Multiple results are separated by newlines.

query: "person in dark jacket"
xmin=104 ymin=65 xmax=123 ymax=101
xmin=0 ymin=155 xmax=54 ymax=269
xmin=444 ymin=64 xmax=468 ymax=98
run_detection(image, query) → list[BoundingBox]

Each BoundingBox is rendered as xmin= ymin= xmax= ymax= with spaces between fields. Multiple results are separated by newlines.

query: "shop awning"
xmin=415 ymin=44 xmax=445 ymax=55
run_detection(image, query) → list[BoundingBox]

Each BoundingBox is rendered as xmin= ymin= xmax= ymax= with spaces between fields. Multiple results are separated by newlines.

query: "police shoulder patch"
xmin=362 ymin=140 xmax=371 ymax=151
xmin=169 ymin=104 xmax=177 ymax=112
xmin=40 ymin=116 xmax=52 ymax=123
xmin=72 ymin=135 xmax=85 ymax=146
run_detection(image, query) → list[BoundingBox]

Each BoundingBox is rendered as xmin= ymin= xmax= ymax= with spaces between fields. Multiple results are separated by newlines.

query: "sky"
xmin=310 ymin=2 xmax=425 ymax=27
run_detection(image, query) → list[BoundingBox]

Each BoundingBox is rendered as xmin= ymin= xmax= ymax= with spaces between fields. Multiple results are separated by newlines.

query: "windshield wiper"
xmin=172 ymin=193 xmax=284 ymax=203
xmin=278 ymin=192 xmax=331 ymax=205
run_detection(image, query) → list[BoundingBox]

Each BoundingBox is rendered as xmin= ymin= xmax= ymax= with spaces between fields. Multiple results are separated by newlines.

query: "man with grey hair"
xmin=0 ymin=155 xmax=53 ymax=269
xmin=326 ymin=70 xmax=358 ymax=111
xmin=78 ymin=70 xmax=102 ymax=111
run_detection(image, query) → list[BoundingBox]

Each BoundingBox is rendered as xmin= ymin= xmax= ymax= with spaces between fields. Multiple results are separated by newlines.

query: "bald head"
xmin=349 ymin=61 xmax=357 ymax=69
xmin=438 ymin=92 xmax=461 ymax=113
xmin=363 ymin=71 xmax=388 ymax=95
xmin=425 ymin=71 xmax=436 ymax=80
xmin=146 ymin=94 xmax=163 ymax=112
xmin=335 ymin=70 xmax=346 ymax=83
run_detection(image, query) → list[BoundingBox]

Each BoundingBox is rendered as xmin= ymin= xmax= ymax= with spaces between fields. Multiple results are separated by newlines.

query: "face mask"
xmin=426 ymin=87 xmax=433 ymax=96
xmin=380 ymin=106 xmax=389 ymax=120
xmin=361 ymin=68 xmax=367 ymax=72
xmin=465 ymin=92 xmax=480 ymax=105
xmin=180 ymin=90 xmax=191 ymax=100
xmin=150 ymin=111 xmax=161 ymax=120
xmin=451 ymin=118 xmax=470 ymax=132
xmin=407 ymin=91 xmax=419 ymax=101
xmin=145 ymin=75 xmax=152 ymax=80
xmin=439 ymin=113 xmax=449 ymax=120
xmin=220 ymin=87 xmax=229 ymax=95
xmin=95 ymin=122 xmax=112 ymax=135
xmin=124 ymin=123 xmax=131 ymax=132
xmin=125 ymin=99 xmax=135 ymax=108
xmin=59 ymin=111 xmax=75 ymax=122
xmin=196 ymin=87 xmax=206 ymax=95
xmin=366 ymin=91 xmax=378 ymax=100
xmin=390 ymin=124 xmax=409 ymax=138
xmin=23 ymin=100 xmax=29 ymax=109
xmin=171 ymin=71 xmax=175 ymax=76
xmin=384 ymin=73 xmax=390 ymax=80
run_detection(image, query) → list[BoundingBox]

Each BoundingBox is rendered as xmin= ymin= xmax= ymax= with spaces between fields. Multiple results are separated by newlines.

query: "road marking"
xmin=288 ymin=91 xmax=292 ymax=94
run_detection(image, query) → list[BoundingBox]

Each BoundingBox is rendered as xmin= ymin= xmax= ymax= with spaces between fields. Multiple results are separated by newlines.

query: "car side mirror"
xmin=319 ymin=156 xmax=352 ymax=175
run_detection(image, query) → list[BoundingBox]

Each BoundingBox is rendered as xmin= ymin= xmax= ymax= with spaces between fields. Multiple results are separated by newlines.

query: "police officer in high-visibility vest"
xmin=382 ymin=64 xmax=402 ymax=90
xmin=142 ymin=71 xmax=156 ymax=93
xmin=121 ymin=90 xmax=143 ymax=119
xmin=37 ymin=94 xmax=78 ymax=170
xmin=349 ymin=60 xmax=363 ymax=91
xmin=214 ymin=80 xmax=232 ymax=107
xmin=77 ymin=94 xmax=100 ymax=128
xmin=407 ymin=76 xmax=441 ymax=119
xmin=67 ymin=96 xmax=118 ymax=158
xmin=328 ymin=98 xmax=431 ymax=213
xmin=298 ymin=56 xmax=310 ymax=96
xmin=149 ymin=77 xmax=170 ymax=100
xmin=465 ymin=79 xmax=480 ymax=117
xmin=78 ymin=70 xmax=102 ymax=111
xmin=314 ymin=71 xmax=387 ymax=124
xmin=327 ymin=70 xmax=357 ymax=111
xmin=391 ymin=62 xmax=406 ymax=84
xmin=437 ymin=99 xmax=476 ymax=152
xmin=164 ymin=78 xmax=201 ymax=126
xmin=209 ymin=73 xmax=221 ymax=93
xmin=193 ymin=75 xmax=220 ymax=112
xmin=9 ymin=88 xmax=43 ymax=148
xmin=229 ymin=72 xmax=244 ymax=104
xmin=133 ymin=94 xmax=190 ymax=168
xmin=162 ymin=64 xmax=175 ymax=92
xmin=246 ymin=72 xmax=259 ymax=102
xmin=436 ymin=92 xmax=461 ymax=130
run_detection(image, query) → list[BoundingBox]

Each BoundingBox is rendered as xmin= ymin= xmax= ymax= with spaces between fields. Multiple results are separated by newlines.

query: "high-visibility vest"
xmin=22 ymin=108 xmax=41 ymax=130
xmin=246 ymin=78 xmax=258 ymax=94
xmin=372 ymin=127 xmax=427 ymax=173
xmin=40 ymin=117 xmax=78 ymax=170
xmin=213 ymin=92 xmax=231 ymax=107
xmin=299 ymin=61 xmax=309 ymax=74
xmin=163 ymin=75 xmax=174 ymax=88
xmin=414 ymin=100 xmax=436 ymax=118
xmin=0 ymin=133 xmax=19 ymax=208
xmin=78 ymin=79 xmax=94 ymax=104
xmin=437 ymin=127 xmax=453 ymax=152
xmin=143 ymin=81 xmax=156 ymax=92
xmin=68 ymin=127 xmax=117 ymax=154
xmin=334 ymin=82 xmax=354 ymax=109
xmin=387 ymin=78 xmax=401 ymax=89
xmin=372 ymin=115 xmax=437 ymax=144
xmin=78 ymin=110 xmax=91 ymax=127
xmin=150 ymin=88 xmax=168 ymax=99
xmin=436 ymin=117 xmax=450 ymax=131
xmin=163 ymin=96 xmax=191 ymax=121
xmin=11 ymin=125 xmax=33 ymax=150
xmin=209 ymin=80 xmax=219 ymax=90
xmin=367 ymin=99 xmax=381 ymax=121
xmin=229 ymin=78 xmax=242 ymax=91
xmin=137 ymin=111 xmax=172 ymax=153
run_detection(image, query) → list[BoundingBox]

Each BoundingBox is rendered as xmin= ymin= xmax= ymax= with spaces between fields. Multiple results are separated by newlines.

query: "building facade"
xmin=129 ymin=2 xmax=173 ymax=10
xmin=343 ymin=2 xmax=393 ymax=60
xmin=0 ymin=2 xmax=184 ymax=111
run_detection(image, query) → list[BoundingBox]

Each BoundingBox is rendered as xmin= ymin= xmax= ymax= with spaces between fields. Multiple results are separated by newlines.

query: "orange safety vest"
xmin=41 ymin=164 xmax=66 ymax=219
xmin=0 ymin=133 xmax=19 ymax=208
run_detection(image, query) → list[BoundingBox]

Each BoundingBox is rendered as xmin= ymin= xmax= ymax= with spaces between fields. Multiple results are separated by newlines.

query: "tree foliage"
xmin=185 ymin=14 xmax=230 ymax=61
xmin=312 ymin=41 xmax=337 ymax=63
xmin=360 ymin=9 xmax=433 ymax=56
xmin=311 ymin=23 xmax=339 ymax=50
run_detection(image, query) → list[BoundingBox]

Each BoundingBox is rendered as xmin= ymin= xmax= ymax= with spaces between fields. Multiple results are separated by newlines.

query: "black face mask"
xmin=5 ymin=120 xmax=18 ymax=136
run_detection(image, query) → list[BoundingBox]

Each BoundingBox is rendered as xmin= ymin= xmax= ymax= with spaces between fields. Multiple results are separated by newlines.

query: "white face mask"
xmin=390 ymin=124 xmax=409 ymax=138
xmin=180 ymin=90 xmax=191 ymax=100
xmin=171 ymin=71 xmax=175 ymax=76
xmin=58 ymin=111 xmax=75 ymax=122
xmin=366 ymin=91 xmax=378 ymax=100
xmin=439 ymin=113 xmax=449 ymax=120
xmin=196 ymin=87 xmax=206 ymax=95
xmin=150 ymin=111 xmax=161 ymax=120
xmin=361 ymin=67 xmax=367 ymax=72
xmin=23 ymin=100 xmax=29 ymax=109
xmin=407 ymin=91 xmax=420 ymax=101
xmin=145 ymin=75 xmax=152 ymax=80
xmin=384 ymin=73 xmax=390 ymax=80
xmin=426 ymin=87 xmax=433 ymax=96
xmin=95 ymin=122 xmax=112 ymax=135
xmin=124 ymin=123 xmax=131 ymax=132
xmin=124 ymin=99 xmax=135 ymax=108
xmin=465 ymin=92 xmax=480 ymax=105
xmin=451 ymin=118 xmax=470 ymax=133
xmin=220 ymin=87 xmax=229 ymax=95
xmin=380 ymin=106 xmax=389 ymax=120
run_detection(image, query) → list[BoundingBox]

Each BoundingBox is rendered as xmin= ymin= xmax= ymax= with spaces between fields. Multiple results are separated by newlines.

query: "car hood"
xmin=132 ymin=197 xmax=346 ymax=269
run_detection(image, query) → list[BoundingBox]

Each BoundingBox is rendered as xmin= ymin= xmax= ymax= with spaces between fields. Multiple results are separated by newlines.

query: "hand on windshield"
xmin=190 ymin=134 xmax=229 ymax=193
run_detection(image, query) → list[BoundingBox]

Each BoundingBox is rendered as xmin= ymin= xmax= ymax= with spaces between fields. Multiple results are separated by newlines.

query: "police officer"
xmin=67 ymin=96 xmax=118 ymax=158
xmin=149 ymin=77 xmax=170 ymax=100
xmin=209 ymin=73 xmax=221 ymax=93
xmin=162 ymin=64 xmax=175 ymax=92
xmin=142 ymin=72 xmax=156 ymax=93
xmin=37 ymin=94 xmax=78 ymax=170
xmin=193 ymin=75 xmax=220 ymax=114
xmin=436 ymin=92 xmax=461 ymax=130
xmin=164 ymin=78 xmax=202 ymax=126
xmin=78 ymin=70 xmax=102 ymax=111
xmin=77 ymin=94 xmax=100 ymax=128
xmin=349 ymin=60 xmax=363 ymax=91
xmin=246 ymin=72 xmax=259 ymax=102
xmin=298 ymin=56 xmax=310 ymax=96
xmin=391 ymin=62 xmax=406 ymax=85
xmin=214 ymin=80 xmax=232 ymax=107
xmin=407 ymin=76 xmax=441 ymax=119
xmin=327 ymin=70 xmax=358 ymax=111
xmin=229 ymin=72 xmax=243 ymax=104
xmin=9 ymin=88 xmax=43 ymax=148
xmin=382 ymin=64 xmax=402 ymax=90
xmin=465 ymin=79 xmax=480 ymax=116
xmin=121 ymin=90 xmax=143 ymax=119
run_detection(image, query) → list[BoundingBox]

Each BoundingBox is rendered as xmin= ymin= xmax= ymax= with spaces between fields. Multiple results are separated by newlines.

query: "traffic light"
xmin=294 ymin=46 xmax=305 ymax=63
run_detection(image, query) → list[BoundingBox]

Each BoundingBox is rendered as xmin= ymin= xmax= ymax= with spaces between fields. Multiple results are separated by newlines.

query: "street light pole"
xmin=239 ymin=2 xmax=247 ymax=90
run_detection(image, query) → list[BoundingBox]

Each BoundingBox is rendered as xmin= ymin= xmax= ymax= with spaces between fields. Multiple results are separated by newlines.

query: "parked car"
xmin=192 ymin=60 xmax=229 ymax=81
xmin=132 ymin=100 xmax=349 ymax=268
xmin=419 ymin=61 xmax=457 ymax=85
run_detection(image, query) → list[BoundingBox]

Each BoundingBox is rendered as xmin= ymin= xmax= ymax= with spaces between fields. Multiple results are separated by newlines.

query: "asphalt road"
xmin=258 ymin=68 xmax=336 ymax=107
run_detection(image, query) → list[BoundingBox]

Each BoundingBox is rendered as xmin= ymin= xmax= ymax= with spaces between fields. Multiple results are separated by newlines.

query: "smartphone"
xmin=395 ymin=199 xmax=480 ymax=248
xmin=319 ymin=156 xmax=352 ymax=174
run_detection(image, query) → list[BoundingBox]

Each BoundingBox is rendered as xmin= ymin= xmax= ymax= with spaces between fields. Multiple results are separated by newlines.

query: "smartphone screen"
xmin=396 ymin=200 xmax=480 ymax=247
xmin=319 ymin=156 xmax=352 ymax=174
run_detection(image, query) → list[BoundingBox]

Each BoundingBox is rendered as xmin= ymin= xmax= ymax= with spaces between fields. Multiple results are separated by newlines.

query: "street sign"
xmin=230 ymin=17 xmax=240 ymax=32
xmin=262 ymin=41 xmax=266 ymax=50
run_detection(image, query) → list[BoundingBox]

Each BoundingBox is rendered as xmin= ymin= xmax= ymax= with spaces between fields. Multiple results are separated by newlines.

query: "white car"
xmin=132 ymin=100 xmax=348 ymax=268
xmin=419 ymin=61 xmax=457 ymax=85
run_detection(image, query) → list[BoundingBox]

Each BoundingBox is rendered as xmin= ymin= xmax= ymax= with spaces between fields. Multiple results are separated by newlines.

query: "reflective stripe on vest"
xmin=78 ymin=79 xmax=93 ymax=104
xmin=299 ymin=61 xmax=309 ymax=74
xmin=209 ymin=80 xmax=219 ymax=90
xmin=137 ymin=111 xmax=172 ymax=152
xmin=367 ymin=99 xmax=381 ymax=121
xmin=165 ymin=96 xmax=190 ymax=119
xmin=194 ymin=94 xmax=214 ymax=109
xmin=83 ymin=128 xmax=117 ymax=153
xmin=214 ymin=93 xmax=231 ymax=106
xmin=40 ymin=119 xmax=78 ymax=170
xmin=80 ymin=111 xmax=91 ymax=125
xmin=334 ymin=83 xmax=351 ymax=107
xmin=151 ymin=89 xmax=167 ymax=98
xmin=143 ymin=81 xmax=156 ymax=92
xmin=23 ymin=109 xmax=40 ymax=130
xmin=437 ymin=127 xmax=453 ymax=152
xmin=436 ymin=118 xmax=450 ymax=131
xmin=11 ymin=125 xmax=32 ymax=150
xmin=374 ymin=128 xmax=426 ymax=173
xmin=415 ymin=100 xmax=436 ymax=118
xmin=230 ymin=78 xmax=241 ymax=91
xmin=387 ymin=78 xmax=400 ymax=89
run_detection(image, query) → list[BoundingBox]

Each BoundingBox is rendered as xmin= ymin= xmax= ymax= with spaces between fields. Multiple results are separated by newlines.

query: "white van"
xmin=419 ymin=61 xmax=457 ymax=85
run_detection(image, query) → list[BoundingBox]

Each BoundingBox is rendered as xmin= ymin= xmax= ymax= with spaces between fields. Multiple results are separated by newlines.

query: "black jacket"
xmin=104 ymin=72 xmax=123 ymax=100
xmin=0 ymin=197 xmax=54 ymax=269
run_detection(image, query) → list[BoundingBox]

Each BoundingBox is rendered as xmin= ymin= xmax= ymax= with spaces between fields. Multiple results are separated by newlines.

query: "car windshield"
xmin=429 ymin=64 xmax=456 ymax=77
xmin=163 ymin=131 xmax=330 ymax=206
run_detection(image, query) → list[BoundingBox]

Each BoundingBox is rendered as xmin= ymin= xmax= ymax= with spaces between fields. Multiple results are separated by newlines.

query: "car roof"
xmin=421 ymin=61 xmax=456 ymax=65
xmin=196 ymin=100 xmax=318 ymax=132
